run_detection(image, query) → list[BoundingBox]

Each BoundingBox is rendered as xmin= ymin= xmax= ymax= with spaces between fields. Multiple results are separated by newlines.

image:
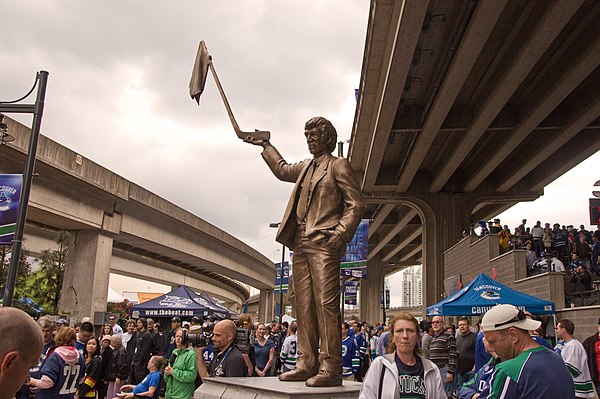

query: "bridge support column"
xmin=59 ymin=230 xmax=113 ymax=322
xmin=257 ymin=289 xmax=274 ymax=323
xmin=360 ymin=255 xmax=383 ymax=324
xmin=420 ymin=193 xmax=470 ymax=312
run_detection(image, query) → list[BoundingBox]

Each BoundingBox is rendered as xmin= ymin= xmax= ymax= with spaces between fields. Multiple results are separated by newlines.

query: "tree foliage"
xmin=26 ymin=231 xmax=69 ymax=315
xmin=1 ymin=246 xmax=35 ymax=315
xmin=107 ymin=299 xmax=132 ymax=320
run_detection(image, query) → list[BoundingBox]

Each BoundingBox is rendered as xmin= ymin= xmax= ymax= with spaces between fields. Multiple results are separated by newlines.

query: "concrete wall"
xmin=556 ymin=305 xmax=600 ymax=342
xmin=513 ymin=273 xmax=565 ymax=308
xmin=445 ymin=234 xmax=499 ymax=280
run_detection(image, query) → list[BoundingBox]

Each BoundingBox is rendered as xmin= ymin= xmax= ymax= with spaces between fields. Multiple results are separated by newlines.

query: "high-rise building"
xmin=400 ymin=265 xmax=422 ymax=308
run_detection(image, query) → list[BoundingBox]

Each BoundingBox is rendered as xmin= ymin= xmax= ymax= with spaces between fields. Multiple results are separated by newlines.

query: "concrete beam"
xmin=465 ymin=21 xmax=600 ymax=191
xmin=360 ymin=0 xmax=430 ymax=192
xmin=399 ymin=244 xmax=422 ymax=263
xmin=368 ymin=208 xmax=418 ymax=261
xmin=396 ymin=0 xmax=508 ymax=192
xmin=3 ymin=116 xmax=274 ymax=291
xmin=368 ymin=204 xmax=396 ymax=239
xmin=432 ymin=1 xmax=584 ymax=193
xmin=529 ymin=129 xmax=600 ymax=192
xmin=110 ymin=249 xmax=245 ymax=306
xmin=382 ymin=227 xmax=422 ymax=263
xmin=496 ymin=76 xmax=600 ymax=192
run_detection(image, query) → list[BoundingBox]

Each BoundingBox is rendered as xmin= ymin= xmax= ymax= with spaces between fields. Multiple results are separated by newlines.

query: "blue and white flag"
xmin=0 ymin=174 xmax=23 ymax=245
xmin=274 ymin=261 xmax=290 ymax=294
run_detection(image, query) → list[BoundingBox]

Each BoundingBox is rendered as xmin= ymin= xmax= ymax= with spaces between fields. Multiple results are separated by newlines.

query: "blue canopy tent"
xmin=426 ymin=273 xmax=555 ymax=316
xmin=131 ymin=286 xmax=211 ymax=318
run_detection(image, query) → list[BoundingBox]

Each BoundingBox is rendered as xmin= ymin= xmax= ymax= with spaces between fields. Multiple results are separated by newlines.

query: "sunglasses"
xmin=494 ymin=309 xmax=525 ymax=329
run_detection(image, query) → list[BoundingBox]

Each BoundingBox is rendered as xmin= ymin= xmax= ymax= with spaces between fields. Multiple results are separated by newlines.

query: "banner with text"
xmin=274 ymin=261 xmax=289 ymax=294
xmin=341 ymin=219 xmax=369 ymax=278
xmin=0 ymin=174 xmax=23 ymax=246
xmin=379 ymin=289 xmax=390 ymax=309
xmin=344 ymin=280 xmax=359 ymax=305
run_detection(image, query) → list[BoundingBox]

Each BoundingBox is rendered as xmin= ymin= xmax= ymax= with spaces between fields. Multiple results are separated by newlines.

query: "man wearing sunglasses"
xmin=481 ymin=304 xmax=575 ymax=398
xmin=108 ymin=314 xmax=123 ymax=335
xmin=428 ymin=315 xmax=457 ymax=398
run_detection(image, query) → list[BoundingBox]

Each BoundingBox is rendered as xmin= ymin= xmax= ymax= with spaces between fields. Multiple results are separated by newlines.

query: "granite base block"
xmin=194 ymin=376 xmax=362 ymax=399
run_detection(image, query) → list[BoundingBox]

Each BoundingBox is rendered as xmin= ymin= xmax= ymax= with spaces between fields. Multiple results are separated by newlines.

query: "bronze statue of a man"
xmin=246 ymin=116 xmax=365 ymax=387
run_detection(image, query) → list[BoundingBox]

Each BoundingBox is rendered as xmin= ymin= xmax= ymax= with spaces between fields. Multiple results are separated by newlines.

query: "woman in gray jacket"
xmin=359 ymin=313 xmax=445 ymax=399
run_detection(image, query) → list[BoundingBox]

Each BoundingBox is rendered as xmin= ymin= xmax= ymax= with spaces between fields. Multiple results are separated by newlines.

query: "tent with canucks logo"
xmin=426 ymin=273 xmax=555 ymax=316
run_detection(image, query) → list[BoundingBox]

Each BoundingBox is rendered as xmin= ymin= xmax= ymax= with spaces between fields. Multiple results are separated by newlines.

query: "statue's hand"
xmin=243 ymin=136 xmax=270 ymax=148
xmin=323 ymin=229 xmax=345 ymax=251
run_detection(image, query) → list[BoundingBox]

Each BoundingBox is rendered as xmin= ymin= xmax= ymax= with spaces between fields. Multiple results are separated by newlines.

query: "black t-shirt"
xmin=394 ymin=354 xmax=426 ymax=399
xmin=208 ymin=345 xmax=248 ymax=377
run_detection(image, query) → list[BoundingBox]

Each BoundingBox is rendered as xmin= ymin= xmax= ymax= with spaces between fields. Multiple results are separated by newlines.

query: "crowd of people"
xmin=6 ymin=311 xmax=302 ymax=399
xmin=3 ymin=301 xmax=600 ymax=399
xmin=359 ymin=308 xmax=600 ymax=398
xmin=474 ymin=219 xmax=600 ymax=290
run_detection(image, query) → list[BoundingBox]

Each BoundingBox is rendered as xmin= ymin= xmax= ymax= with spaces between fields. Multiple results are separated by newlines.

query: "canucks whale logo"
xmin=159 ymin=295 xmax=193 ymax=307
xmin=0 ymin=191 xmax=13 ymax=211
xmin=480 ymin=289 xmax=501 ymax=300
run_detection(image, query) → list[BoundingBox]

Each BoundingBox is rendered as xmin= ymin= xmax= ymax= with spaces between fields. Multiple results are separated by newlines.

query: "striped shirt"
xmin=429 ymin=331 xmax=457 ymax=374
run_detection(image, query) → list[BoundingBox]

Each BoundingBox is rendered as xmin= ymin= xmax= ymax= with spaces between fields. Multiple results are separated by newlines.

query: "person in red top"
xmin=582 ymin=317 xmax=600 ymax=395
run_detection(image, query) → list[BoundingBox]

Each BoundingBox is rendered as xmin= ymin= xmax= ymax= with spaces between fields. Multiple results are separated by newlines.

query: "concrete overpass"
xmin=1 ymin=116 xmax=276 ymax=320
xmin=350 ymin=0 xmax=600 ymax=323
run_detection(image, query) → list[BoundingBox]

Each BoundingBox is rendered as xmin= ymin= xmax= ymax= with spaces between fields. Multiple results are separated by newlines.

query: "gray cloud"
xmin=0 ymin=0 xmax=369 ymax=266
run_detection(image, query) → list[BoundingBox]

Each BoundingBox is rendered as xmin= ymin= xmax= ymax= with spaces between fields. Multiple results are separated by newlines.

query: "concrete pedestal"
xmin=194 ymin=377 xmax=361 ymax=399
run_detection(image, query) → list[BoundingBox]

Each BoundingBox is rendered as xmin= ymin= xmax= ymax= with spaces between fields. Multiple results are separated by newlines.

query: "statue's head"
xmin=304 ymin=116 xmax=337 ymax=155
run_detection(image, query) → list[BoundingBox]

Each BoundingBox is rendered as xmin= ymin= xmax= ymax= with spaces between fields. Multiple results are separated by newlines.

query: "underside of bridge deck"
xmin=351 ymin=0 xmax=600 ymax=322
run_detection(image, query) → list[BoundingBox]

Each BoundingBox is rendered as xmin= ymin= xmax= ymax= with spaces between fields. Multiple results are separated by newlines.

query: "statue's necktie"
xmin=296 ymin=161 xmax=315 ymax=222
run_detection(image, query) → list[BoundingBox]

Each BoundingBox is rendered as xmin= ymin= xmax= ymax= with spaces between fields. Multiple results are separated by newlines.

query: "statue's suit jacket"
xmin=261 ymin=145 xmax=365 ymax=249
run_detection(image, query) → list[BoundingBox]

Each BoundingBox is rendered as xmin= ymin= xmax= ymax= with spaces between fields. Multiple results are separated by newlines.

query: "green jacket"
xmin=165 ymin=347 xmax=198 ymax=399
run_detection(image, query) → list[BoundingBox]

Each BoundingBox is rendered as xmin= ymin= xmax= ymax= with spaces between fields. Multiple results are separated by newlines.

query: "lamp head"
xmin=0 ymin=114 xmax=15 ymax=145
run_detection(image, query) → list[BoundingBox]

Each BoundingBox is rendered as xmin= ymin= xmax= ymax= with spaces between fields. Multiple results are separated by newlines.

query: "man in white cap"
xmin=481 ymin=304 xmax=575 ymax=398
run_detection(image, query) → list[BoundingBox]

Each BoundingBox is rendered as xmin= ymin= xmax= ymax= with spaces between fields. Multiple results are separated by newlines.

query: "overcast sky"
xmin=2 ymin=1 xmax=598 ymax=305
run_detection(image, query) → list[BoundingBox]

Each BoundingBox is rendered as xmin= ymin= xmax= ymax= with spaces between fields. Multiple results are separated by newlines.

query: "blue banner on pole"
xmin=0 ymin=174 xmax=23 ymax=246
xmin=344 ymin=280 xmax=359 ymax=305
xmin=380 ymin=289 xmax=390 ymax=309
xmin=274 ymin=261 xmax=289 ymax=294
xmin=341 ymin=219 xmax=369 ymax=278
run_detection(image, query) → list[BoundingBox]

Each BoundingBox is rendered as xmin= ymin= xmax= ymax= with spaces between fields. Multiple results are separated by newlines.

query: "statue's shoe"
xmin=278 ymin=368 xmax=318 ymax=381
xmin=305 ymin=370 xmax=342 ymax=387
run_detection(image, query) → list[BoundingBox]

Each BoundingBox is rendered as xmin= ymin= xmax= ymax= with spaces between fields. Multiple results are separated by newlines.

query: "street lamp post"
xmin=0 ymin=71 xmax=49 ymax=307
xmin=269 ymin=222 xmax=285 ymax=322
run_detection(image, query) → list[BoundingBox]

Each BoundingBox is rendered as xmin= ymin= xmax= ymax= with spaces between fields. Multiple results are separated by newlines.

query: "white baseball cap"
xmin=481 ymin=304 xmax=541 ymax=332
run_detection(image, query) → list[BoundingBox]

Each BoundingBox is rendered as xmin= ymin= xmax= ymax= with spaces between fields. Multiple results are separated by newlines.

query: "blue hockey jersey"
xmin=342 ymin=336 xmax=360 ymax=378
xmin=37 ymin=346 xmax=85 ymax=399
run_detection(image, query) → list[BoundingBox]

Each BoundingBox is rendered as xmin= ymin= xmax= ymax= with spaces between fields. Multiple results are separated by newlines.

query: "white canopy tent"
xmin=107 ymin=287 xmax=126 ymax=303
